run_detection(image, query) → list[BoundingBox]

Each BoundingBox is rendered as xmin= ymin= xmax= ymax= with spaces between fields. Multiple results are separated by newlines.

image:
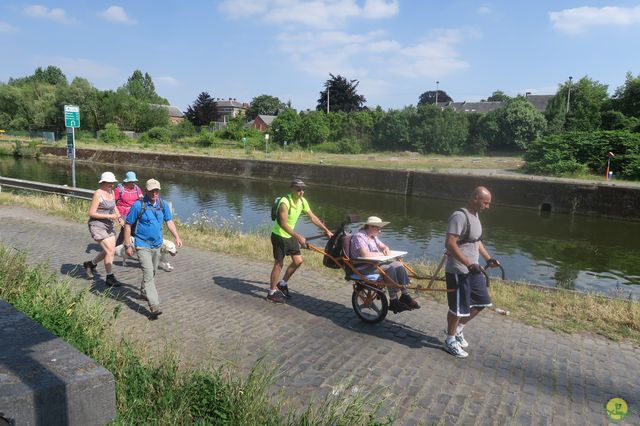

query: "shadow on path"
xmin=212 ymin=275 xmax=442 ymax=350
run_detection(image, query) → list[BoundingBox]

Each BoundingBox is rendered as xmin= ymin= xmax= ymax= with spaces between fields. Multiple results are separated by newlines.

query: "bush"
xmin=524 ymin=130 xmax=640 ymax=179
xmin=99 ymin=123 xmax=126 ymax=144
xmin=140 ymin=126 xmax=171 ymax=144
xmin=172 ymin=119 xmax=195 ymax=138
xmin=197 ymin=130 xmax=217 ymax=147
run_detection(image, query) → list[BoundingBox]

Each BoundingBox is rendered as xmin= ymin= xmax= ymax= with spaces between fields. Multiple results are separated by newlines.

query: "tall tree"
xmin=8 ymin=66 xmax=67 ymax=86
xmin=123 ymin=70 xmax=167 ymax=104
xmin=417 ymin=90 xmax=453 ymax=106
xmin=247 ymin=94 xmax=286 ymax=119
xmin=545 ymin=76 xmax=608 ymax=133
xmin=185 ymin=92 xmax=218 ymax=126
xmin=611 ymin=72 xmax=640 ymax=119
xmin=317 ymin=74 xmax=366 ymax=113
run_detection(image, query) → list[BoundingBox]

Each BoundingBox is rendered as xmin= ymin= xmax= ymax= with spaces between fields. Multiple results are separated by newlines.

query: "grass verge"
xmin=0 ymin=245 xmax=391 ymax=425
xmin=1 ymin=191 xmax=639 ymax=346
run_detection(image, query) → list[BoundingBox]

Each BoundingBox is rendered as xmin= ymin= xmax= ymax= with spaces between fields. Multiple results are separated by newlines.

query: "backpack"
xmin=270 ymin=195 xmax=293 ymax=221
xmin=115 ymin=183 xmax=141 ymax=203
xmin=135 ymin=197 xmax=165 ymax=224
xmin=456 ymin=208 xmax=482 ymax=245
xmin=322 ymin=223 xmax=349 ymax=269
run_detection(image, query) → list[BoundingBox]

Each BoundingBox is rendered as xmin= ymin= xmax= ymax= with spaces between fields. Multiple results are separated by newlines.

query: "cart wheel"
xmin=352 ymin=284 xmax=388 ymax=324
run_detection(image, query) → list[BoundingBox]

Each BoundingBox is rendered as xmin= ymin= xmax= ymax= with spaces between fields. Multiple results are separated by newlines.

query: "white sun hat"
xmin=98 ymin=171 xmax=117 ymax=183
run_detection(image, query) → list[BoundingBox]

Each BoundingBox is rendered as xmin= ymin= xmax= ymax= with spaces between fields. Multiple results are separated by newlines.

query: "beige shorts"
xmin=88 ymin=222 xmax=115 ymax=241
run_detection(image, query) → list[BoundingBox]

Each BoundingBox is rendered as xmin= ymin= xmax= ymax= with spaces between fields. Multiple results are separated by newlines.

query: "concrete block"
xmin=0 ymin=301 xmax=115 ymax=425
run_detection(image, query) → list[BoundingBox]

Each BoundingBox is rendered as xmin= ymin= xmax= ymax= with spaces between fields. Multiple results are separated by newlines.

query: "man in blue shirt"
xmin=124 ymin=178 xmax=183 ymax=319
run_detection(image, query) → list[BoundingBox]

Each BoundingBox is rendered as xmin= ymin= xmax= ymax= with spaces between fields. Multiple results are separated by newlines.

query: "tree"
xmin=611 ymin=72 xmax=640 ymax=119
xmin=8 ymin=66 xmax=67 ymax=87
xmin=317 ymin=74 xmax=366 ymax=112
xmin=185 ymin=92 xmax=218 ymax=126
xmin=372 ymin=107 xmax=414 ymax=151
xmin=123 ymin=70 xmax=167 ymax=104
xmin=247 ymin=94 xmax=286 ymax=120
xmin=410 ymin=104 xmax=468 ymax=154
xmin=545 ymin=76 xmax=608 ymax=133
xmin=497 ymin=97 xmax=547 ymax=150
xmin=417 ymin=90 xmax=453 ymax=106
xmin=270 ymin=108 xmax=301 ymax=145
xmin=295 ymin=111 xmax=329 ymax=146
xmin=486 ymin=90 xmax=511 ymax=102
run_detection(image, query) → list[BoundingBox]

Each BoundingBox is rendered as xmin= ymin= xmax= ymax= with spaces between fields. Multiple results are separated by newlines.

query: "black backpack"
xmin=322 ymin=223 xmax=349 ymax=269
xmin=456 ymin=208 xmax=482 ymax=245
xmin=270 ymin=195 xmax=293 ymax=221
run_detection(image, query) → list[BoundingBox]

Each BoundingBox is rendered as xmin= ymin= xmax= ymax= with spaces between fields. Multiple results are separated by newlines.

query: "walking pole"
xmin=605 ymin=151 xmax=615 ymax=180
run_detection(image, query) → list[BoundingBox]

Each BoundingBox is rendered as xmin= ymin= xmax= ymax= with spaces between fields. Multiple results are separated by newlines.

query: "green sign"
xmin=64 ymin=105 xmax=80 ymax=128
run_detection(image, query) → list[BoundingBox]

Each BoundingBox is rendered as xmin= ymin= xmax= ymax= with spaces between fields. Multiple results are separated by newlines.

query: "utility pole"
xmin=435 ymin=81 xmax=440 ymax=105
xmin=566 ymin=76 xmax=573 ymax=114
xmin=326 ymin=88 xmax=330 ymax=114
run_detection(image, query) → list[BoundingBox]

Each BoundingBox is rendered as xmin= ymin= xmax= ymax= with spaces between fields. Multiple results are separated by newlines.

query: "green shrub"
xmin=172 ymin=119 xmax=195 ymax=138
xmin=99 ymin=123 xmax=126 ymax=144
xmin=197 ymin=130 xmax=217 ymax=147
xmin=140 ymin=126 xmax=171 ymax=144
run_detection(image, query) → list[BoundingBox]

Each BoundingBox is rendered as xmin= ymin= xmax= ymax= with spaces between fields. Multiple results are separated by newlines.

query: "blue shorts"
xmin=446 ymin=272 xmax=492 ymax=317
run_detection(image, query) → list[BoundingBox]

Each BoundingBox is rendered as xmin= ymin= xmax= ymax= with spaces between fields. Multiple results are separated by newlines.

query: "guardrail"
xmin=0 ymin=177 xmax=93 ymax=200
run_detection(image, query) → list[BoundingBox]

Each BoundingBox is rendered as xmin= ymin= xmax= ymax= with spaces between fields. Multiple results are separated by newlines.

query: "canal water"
xmin=1 ymin=156 xmax=639 ymax=298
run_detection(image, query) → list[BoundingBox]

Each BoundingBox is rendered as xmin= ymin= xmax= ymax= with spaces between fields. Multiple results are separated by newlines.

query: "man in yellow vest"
xmin=268 ymin=178 xmax=333 ymax=303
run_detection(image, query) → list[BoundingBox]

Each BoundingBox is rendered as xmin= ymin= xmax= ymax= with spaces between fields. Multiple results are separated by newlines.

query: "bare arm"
xmin=166 ymin=220 xmax=183 ymax=248
xmin=124 ymin=224 xmax=133 ymax=256
xmin=445 ymin=233 xmax=471 ymax=267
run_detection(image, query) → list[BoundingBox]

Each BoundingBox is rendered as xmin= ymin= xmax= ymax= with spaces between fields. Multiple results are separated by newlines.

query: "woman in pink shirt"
xmin=115 ymin=171 xmax=143 ymax=246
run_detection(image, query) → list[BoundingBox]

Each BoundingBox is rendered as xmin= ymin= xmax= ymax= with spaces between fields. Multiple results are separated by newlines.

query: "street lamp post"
xmin=326 ymin=89 xmax=330 ymax=114
xmin=435 ymin=81 xmax=440 ymax=105
xmin=264 ymin=133 xmax=269 ymax=157
xmin=566 ymin=76 xmax=573 ymax=114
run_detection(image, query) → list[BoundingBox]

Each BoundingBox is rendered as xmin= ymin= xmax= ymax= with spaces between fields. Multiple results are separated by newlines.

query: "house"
xmin=150 ymin=104 xmax=185 ymax=124
xmin=251 ymin=115 xmax=277 ymax=132
xmin=215 ymin=98 xmax=249 ymax=122
xmin=446 ymin=101 xmax=506 ymax=113
xmin=524 ymin=94 xmax=554 ymax=113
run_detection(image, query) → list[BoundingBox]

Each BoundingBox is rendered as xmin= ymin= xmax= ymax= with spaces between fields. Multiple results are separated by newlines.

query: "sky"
xmin=1 ymin=1 xmax=640 ymax=112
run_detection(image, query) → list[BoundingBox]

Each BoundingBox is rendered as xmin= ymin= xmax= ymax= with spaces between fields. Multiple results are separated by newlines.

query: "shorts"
xmin=446 ymin=271 xmax=492 ymax=317
xmin=271 ymin=233 xmax=301 ymax=261
xmin=88 ymin=222 xmax=115 ymax=241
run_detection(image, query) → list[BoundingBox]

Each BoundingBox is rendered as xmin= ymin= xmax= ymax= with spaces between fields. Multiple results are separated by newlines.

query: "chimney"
xmin=525 ymin=92 xmax=531 ymax=97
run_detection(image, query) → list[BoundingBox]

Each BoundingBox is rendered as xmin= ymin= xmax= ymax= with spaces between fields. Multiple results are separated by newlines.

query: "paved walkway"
xmin=1 ymin=205 xmax=638 ymax=425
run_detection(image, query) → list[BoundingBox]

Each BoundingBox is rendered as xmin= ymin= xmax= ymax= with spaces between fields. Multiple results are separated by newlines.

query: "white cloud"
xmin=477 ymin=5 xmax=491 ymax=15
xmin=550 ymin=6 xmax=640 ymax=34
xmin=98 ymin=6 xmax=137 ymax=25
xmin=277 ymin=27 xmax=471 ymax=80
xmin=0 ymin=22 xmax=20 ymax=33
xmin=219 ymin=0 xmax=398 ymax=28
xmin=157 ymin=76 xmax=180 ymax=86
xmin=36 ymin=56 xmax=120 ymax=81
xmin=24 ymin=5 xmax=72 ymax=23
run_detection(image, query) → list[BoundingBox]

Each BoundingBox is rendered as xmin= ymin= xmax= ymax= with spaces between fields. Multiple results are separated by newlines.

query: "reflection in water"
xmin=1 ymin=156 xmax=639 ymax=298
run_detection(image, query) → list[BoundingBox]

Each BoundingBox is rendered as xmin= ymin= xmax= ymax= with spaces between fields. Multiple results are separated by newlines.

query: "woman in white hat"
xmin=349 ymin=216 xmax=420 ymax=313
xmin=83 ymin=171 xmax=123 ymax=287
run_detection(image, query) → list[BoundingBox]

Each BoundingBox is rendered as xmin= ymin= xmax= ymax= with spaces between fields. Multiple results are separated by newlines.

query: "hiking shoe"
xmin=455 ymin=331 xmax=469 ymax=348
xmin=399 ymin=294 xmax=421 ymax=310
xmin=266 ymin=292 xmax=285 ymax=304
xmin=83 ymin=261 xmax=96 ymax=278
xmin=149 ymin=306 xmax=163 ymax=320
xmin=443 ymin=339 xmax=468 ymax=358
xmin=389 ymin=298 xmax=410 ymax=314
xmin=105 ymin=275 xmax=121 ymax=287
xmin=277 ymin=282 xmax=291 ymax=298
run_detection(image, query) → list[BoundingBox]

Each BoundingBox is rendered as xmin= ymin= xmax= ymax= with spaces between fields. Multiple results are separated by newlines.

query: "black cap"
xmin=291 ymin=178 xmax=306 ymax=187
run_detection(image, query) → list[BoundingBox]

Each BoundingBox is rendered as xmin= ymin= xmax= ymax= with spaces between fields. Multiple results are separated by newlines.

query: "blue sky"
xmin=1 ymin=1 xmax=640 ymax=112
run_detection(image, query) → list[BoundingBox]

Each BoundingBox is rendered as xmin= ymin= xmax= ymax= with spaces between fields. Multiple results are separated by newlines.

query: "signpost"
xmin=264 ymin=133 xmax=269 ymax=157
xmin=64 ymin=105 xmax=80 ymax=187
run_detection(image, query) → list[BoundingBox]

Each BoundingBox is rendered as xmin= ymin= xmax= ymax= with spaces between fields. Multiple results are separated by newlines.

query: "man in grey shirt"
xmin=443 ymin=186 xmax=500 ymax=358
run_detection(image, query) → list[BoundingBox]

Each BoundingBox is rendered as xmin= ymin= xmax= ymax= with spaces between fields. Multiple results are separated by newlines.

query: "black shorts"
xmin=271 ymin=233 xmax=301 ymax=261
xmin=446 ymin=271 xmax=492 ymax=317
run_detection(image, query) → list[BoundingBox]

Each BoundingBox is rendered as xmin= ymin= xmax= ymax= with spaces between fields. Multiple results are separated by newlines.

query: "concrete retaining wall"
xmin=0 ymin=301 xmax=116 ymax=425
xmin=40 ymin=147 xmax=640 ymax=220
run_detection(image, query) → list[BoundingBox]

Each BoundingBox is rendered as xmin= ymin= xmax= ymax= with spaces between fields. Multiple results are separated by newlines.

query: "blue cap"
xmin=123 ymin=171 xmax=138 ymax=182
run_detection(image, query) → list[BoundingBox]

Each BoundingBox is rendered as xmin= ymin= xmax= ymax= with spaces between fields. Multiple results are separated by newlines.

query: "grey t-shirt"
xmin=445 ymin=208 xmax=483 ymax=274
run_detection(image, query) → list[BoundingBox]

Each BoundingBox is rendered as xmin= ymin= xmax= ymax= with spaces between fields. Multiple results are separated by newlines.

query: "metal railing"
xmin=0 ymin=177 xmax=93 ymax=200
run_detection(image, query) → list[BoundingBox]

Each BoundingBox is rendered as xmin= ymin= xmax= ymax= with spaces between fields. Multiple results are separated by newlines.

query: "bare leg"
xmin=282 ymin=254 xmax=303 ymax=283
xmin=270 ymin=259 xmax=284 ymax=290
xmin=460 ymin=307 xmax=484 ymax=325
xmin=99 ymin=236 xmax=116 ymax=275
xmin=447 ymin=312 xmax=460 ymax=336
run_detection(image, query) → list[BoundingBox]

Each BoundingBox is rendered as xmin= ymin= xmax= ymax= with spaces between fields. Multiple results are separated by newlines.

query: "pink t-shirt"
xmin=114 ymin=184 xmax=142 ymax=217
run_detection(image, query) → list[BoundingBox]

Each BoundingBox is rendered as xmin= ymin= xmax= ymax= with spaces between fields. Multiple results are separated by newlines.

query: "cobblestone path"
xmin=1 ymin=206 xmax=638 ymax=425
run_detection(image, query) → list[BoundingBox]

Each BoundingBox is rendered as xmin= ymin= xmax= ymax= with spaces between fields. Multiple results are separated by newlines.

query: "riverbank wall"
xmin=40 ymin=147 xmax=640 ymax=220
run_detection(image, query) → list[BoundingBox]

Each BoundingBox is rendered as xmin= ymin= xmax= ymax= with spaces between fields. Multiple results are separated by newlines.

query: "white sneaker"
xmin=443 ymin=339 xmax=468 ymax=358
xmin=455 ymin=331 xmax=469 ymax=348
